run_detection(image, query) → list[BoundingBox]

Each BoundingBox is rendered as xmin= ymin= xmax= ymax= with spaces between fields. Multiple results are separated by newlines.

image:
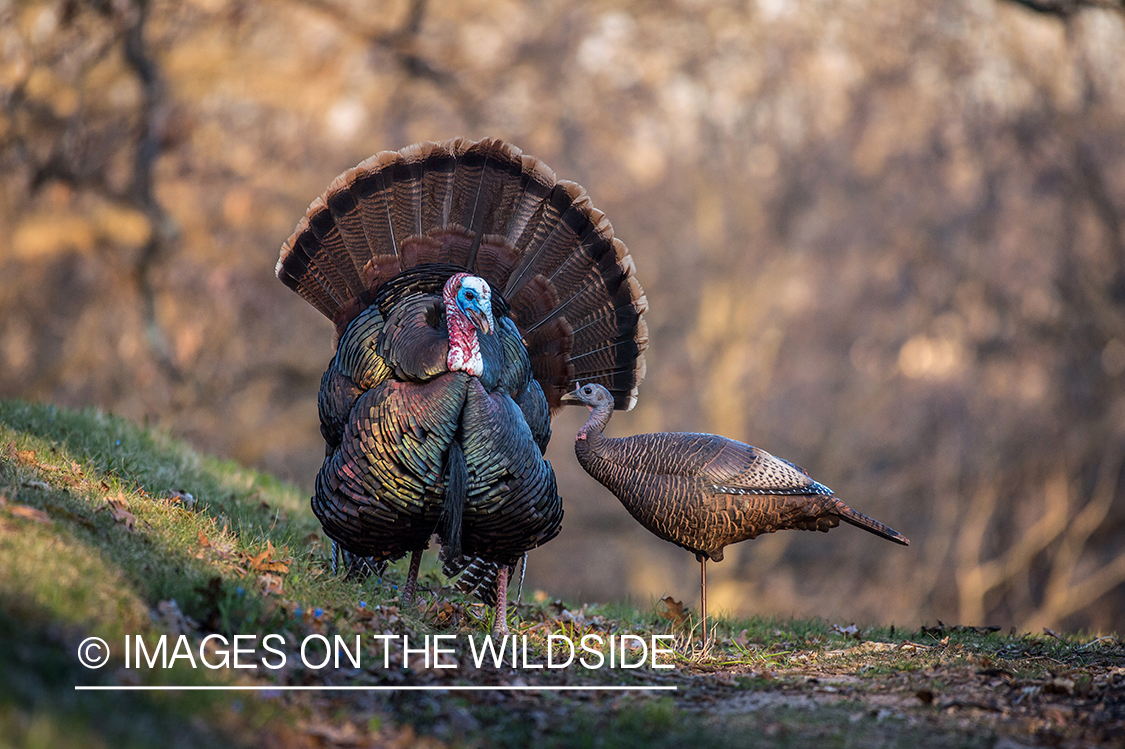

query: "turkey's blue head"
xmin=452 ymin=275 xmax=494 ymax=336
xmin=443 ymin=273 xmax=496 ymax=377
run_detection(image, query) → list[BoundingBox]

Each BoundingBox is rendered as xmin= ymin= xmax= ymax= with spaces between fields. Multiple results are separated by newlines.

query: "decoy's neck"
xmin=576 ymin=401 xmax=614 ymax=444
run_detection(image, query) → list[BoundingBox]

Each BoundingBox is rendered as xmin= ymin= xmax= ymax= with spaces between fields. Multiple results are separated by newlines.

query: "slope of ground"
xmin=1 ymin=400 xmax=1121 ymax=748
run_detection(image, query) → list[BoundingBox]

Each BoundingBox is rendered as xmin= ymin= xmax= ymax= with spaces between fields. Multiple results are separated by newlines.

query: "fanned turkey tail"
xmin=276 ymin=137 xmax=648 ymax=411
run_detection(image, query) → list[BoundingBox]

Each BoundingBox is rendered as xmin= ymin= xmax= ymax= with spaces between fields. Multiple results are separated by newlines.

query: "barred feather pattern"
xmin=566 ymin=384 xmax=909 ymax=564
xmin=440 ymin=552 xmax=504 ymax=606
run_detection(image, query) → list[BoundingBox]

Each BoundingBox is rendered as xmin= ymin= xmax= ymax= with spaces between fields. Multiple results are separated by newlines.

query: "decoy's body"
xmin=277 ymin=139 xmax=648 ymax=633
xmin=562 ymin=383 xmax=908 ymax=640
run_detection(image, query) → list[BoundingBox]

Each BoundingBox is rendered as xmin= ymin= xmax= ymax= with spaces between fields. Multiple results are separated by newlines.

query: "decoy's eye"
xmin=583 ymin=386 xmax=592 ymax=395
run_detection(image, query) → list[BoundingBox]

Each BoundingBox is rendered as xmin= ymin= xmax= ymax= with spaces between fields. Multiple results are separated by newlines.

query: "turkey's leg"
xmin=492 ymin=564 xmax=510 ymax=636
xmin=401 ymin=549 xmax=423 ymax=607
xmin=514 ymin=553 xmax=528 ymax=607
xmin=700 ymin=557 xmax=708 ymax=647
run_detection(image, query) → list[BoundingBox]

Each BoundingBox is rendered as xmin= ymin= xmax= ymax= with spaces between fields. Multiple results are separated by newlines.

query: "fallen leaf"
xmin=899 ymin=641 xmax=931 ymax=652
xmin=833 ymin=623 xmax=861 ymax=639
xmin=246 ymin=540 xmax=291 ymax=574
xmin=658 ymin=596 xmax=688 ymax=626
xmin=260 ymin=573 xmax=284 ymax=596
xmin=7 ymin=504 xmax=52 ymax=524
xmin=199 ymin=529 xmax=236 ymax=561
xmin=104 ymin=497 xmax=136 ymax=532
xmin=22 ymin=480 xmax=51 ymax=491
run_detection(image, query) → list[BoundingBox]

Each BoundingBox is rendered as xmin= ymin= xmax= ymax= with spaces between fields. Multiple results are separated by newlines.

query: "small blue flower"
xmin=115 ymin=440 xmax=121 ymax=446
xmin=359 ymin=601 xmax=367 ymax=608
xmin=235 ymin=587 xmax=244 ymax=597
xmin=313 ymin=607 xmax=324 ymax=618
xmin=294 ymin=606 xmax=302 ymax=618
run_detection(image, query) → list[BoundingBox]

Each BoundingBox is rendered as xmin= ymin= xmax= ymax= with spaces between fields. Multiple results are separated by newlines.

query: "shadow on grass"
xmin=0 ymin=596 xmax=267 ymax=749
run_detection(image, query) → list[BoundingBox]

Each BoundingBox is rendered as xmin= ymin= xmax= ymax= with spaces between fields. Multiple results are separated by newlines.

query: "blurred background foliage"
xmin=2 ymin=0 xmax=1124 ymax=633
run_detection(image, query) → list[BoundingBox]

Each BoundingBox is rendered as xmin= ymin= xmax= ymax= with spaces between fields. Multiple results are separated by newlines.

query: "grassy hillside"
xmin=1 ymin=400 xmax=1121 ymax=748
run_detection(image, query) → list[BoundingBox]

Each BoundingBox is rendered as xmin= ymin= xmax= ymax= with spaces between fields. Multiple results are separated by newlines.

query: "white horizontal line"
xmin=75 ymin=685 xmax=676 ymax=692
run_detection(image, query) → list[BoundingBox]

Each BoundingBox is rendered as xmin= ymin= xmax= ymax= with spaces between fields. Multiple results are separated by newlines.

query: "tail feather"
xmin=448 ymin=141 xmax=487 ymax=239
xmin=568 ymin=303 xmax=648 ymax=364
xmin=350 ymin=153 xmax=403 ymax=262
xmin=832 ymin=499 xmax=910 ymax=545
xmin=389 ymin=146 xmax=427 ymax=246
xmin=324 ymin=177 xmax=376 ymax=282
xmin=277 ymin=222 xmax=347 ymax=315
xmin=419 ymin=146 xmax=457 ymax=230
xmin=503 ymin=182 xmax=585 ymax=296
xmin=466 ymin=144 xmax=526 ymax=246
xmin=277 ymin=137 xmax=647 ymax=411
xmin=440 ymin=552 xmax=502 ymax=606
xmin=499 ymin=155 xmax=557 ymax=248
xmin=305 ymin=196 xmax=366 ymax=299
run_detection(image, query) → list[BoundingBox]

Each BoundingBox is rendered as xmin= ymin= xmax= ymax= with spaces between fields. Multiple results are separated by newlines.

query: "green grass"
xmin=1 ymin=399 xmax=1122 ymax=748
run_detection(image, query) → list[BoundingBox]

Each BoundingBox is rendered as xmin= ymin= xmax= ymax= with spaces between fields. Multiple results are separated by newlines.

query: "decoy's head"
xmin=562 ymin=383 xmax=614 ymax=440
xmin=561 ymin=382 xmax=614 ymax=411
xmin=443 ymin=273 xmax=496 ymax=376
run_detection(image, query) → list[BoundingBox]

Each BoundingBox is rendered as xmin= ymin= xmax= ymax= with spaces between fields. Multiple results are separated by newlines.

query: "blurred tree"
xmin=1 ymin=0 xmax=1123 ymax=631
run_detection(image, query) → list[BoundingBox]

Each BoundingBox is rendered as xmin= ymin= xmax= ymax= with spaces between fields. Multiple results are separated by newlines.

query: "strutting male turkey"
xmin=277 ymin=138 xmax=648 ymax=633
xmin=561 ymin=383 xmax=908 ymax=643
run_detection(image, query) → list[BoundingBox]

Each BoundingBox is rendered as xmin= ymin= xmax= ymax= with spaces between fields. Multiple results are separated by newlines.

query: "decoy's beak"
xmin=560 ymin=389 xmax=581 ymax=405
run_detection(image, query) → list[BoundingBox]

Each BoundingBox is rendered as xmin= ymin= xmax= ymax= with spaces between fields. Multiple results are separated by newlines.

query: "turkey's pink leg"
xmin=492 ymin=564 xmax=510 ymax=636
xmin=401 ymin=549 xmax=423 ymax=607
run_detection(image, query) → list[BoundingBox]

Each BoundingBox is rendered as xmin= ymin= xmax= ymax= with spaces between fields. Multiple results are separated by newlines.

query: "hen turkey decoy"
xmin=561 ymin=383 xmax=908 ymax=643
xmin=277 ymin=138 xmax=648 ymax=632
